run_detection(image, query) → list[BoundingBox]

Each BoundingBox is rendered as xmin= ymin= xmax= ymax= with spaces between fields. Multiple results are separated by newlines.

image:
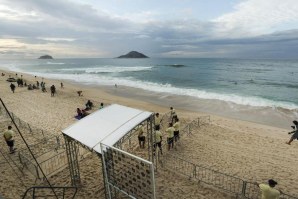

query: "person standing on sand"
xmin=166 ymin=123 xmax=175 ymax=150
xmin=255 ymin=179 xmax=281 ymax=199
xmin=10 ymin=83 xmax=16 ymax=93
xmin=173 ymin=118 xmax=180 ymax=142
xmin=50 ymin=85 xmax=56 ymax=96
xmin=170 ymin=107 xmax=177 ymax=123
xmin=155 ymin=113 xmax=162 ymax=130
xmin=3 ymin=126 xmax=16 ymax=154
xmin=137 ymin=126 xmax=146 ymax=149
xmin=154 ymin=125 xmax=163 ymax=155
xmin=286 ymin=120 xmax=298 ymax=145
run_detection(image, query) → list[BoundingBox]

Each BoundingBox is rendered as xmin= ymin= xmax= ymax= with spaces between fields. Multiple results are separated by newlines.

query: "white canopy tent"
xmin=62 ymin=104 xmax=156 ymax=198
xmin=62 ymin=104 xmax=153 ymax=154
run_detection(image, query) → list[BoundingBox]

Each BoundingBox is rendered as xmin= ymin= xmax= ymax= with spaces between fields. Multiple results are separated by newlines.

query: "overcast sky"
xmin=1 ymin=0 xmax=298 ymax=59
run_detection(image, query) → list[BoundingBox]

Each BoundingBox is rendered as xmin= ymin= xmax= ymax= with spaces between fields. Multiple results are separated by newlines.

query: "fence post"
xmin=36 ymin=164 xmax=41 ymax=180
xmin=56 ymin=136 xmax=60 ymax=148
xmin=17 ymin=118 xmax=21 ymax=126
xmin=193 ymin=164 xmax=196 ymax=179
xmin=18 ymin=152 xmax=23 ymax=165
xmin=241 ymin=181 xmax=247 ymax=198
xmin=27 ymin=123 xmax=32 ymax=133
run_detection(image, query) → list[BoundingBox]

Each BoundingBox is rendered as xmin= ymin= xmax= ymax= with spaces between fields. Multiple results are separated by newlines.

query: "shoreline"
xmin=0 ymin=68 xmax=295 ymax=129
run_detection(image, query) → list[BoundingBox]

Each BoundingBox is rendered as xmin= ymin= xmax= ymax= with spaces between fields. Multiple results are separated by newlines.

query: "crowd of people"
xmin=6 ymin=73 xmax=63 ymax=97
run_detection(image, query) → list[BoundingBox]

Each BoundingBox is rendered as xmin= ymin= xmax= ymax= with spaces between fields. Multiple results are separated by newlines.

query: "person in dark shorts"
xmin=10 ymin=83 xmax=16 ymax=93
xmin=286 ymin=120 xmax=298 ymax=145
xmin=137 ymin=126 xmax=146 ymax=149
xmin=170 ymin=107 xmax=177 ymax=123
xmin=166 ymin=123 xmax=175 ymax=150
xmin=3 ymin=126 xmax=16 ymax=154
xmin=50 ymin=85 xmax=56 ymax=96
xmin=153 ymin=125 xmax=163 ymax=155
xmin=173 ymin=118 xmax=180 ymax=142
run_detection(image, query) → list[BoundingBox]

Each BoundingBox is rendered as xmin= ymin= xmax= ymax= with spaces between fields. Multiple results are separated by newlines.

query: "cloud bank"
xmin=0 ymin=0 xmax=298 ymax=58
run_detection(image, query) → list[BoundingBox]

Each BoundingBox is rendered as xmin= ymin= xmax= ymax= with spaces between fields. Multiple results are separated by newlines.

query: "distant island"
xmin=117 ymin=51 xmax=149 ymax=58
xmin=38 ymin=55 xmax=53 ymax=59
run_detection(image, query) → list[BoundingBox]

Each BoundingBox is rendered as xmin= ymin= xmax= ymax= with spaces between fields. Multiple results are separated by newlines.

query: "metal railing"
xmin=19 ymin=152 xmax=41 ymax=180
xmin=22 ymin=186 xmax=78 ymax=199
xmin=19 ymin=144 xmax=90 ymax=181
xmin=161 ymin=152 xmax=298 ymax=199
xmin=0 ymin=105 xmax=48 ymax=141
xmin=157 ymin=114 xmax=297 ymax=199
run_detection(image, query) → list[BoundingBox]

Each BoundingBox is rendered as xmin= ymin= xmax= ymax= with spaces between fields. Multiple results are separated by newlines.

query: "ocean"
xmin=1 ymin=58 xmax=298 ymax=128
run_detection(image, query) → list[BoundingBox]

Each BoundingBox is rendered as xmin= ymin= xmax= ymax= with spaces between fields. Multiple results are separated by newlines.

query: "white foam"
xmin=25 ymin=72 xmax=298 ymax=110
xmin=59 ymin=66 xmax=153 ymax=73
xmin=46 ymin=62 xmax=65 ymax=65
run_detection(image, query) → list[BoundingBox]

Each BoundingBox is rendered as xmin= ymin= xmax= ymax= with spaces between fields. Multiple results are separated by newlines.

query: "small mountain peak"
xmin=117 ymin=51 xmax=149 ymax=58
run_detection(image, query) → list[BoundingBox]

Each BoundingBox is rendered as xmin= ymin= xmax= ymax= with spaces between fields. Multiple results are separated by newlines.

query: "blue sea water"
xmin=1 ymin=58 xmax=298 ymax=127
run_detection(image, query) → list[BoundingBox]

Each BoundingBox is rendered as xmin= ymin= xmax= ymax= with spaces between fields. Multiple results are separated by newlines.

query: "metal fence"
xmin=161 ymin=152 xmax=298 ymax=199
xmin=0 ymin=105 xmax=48 ymax=141
xmin=158 ymin=115 xmax=298 ymax=199
xmin=19 ymin=144 xmax=90 ymax=181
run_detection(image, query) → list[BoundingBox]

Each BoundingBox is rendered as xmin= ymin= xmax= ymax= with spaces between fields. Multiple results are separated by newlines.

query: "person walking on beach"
xmin=154 ymin=125 xmax=163 ymax=155
xmin=170 ymin=107 xmax=177 ymax=123
xmin=137 ymin=126 xmax=146 ymax=149
xmin=10 ymin=83 xmax=16 ymax=93
xmin=50 ymin=85 xmax=56 ymax=96
xmin=155 ymin=113 xmax=162 ymax=130
xmin=3 ymin=126 xmax=16 ymax=154
xmin=173 ymin=118 xmax=180 ymax=143
xmin=286 ymin=120 xmax=298 ymax=145
xmin=255 ymin=179 xmax=281 ymax=199
xmin=166 ymin=123 xmax=175 ymax=150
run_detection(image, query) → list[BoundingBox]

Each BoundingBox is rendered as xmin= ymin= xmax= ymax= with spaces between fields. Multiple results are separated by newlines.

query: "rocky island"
xmin=117 ymin=51 xmax=148 ymax=58
xmin=38 ymin=55 xmax=53 ymax=59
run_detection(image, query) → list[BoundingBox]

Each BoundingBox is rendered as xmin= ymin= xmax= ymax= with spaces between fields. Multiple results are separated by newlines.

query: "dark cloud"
xmin=0 ymin=0 xmax=297 ymax=58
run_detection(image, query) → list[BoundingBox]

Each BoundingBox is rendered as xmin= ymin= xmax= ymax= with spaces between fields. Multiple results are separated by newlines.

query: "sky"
xmin=0 ymin=0 xmax=298 ymax=59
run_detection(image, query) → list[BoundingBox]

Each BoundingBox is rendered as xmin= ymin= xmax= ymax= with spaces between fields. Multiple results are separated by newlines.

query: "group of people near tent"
xmin=137 ymin=107 xmax=180 ymax=155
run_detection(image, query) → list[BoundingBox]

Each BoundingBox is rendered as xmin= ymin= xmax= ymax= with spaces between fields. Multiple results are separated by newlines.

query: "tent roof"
xmin=62 ymin=104 xmax=152 ymax=154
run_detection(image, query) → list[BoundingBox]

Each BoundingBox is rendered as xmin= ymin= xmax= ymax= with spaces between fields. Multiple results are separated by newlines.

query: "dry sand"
xmin=0 ymin=70 xmax=297 ymax=199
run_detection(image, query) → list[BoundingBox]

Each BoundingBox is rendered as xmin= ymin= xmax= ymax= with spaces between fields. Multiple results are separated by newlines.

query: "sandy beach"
xmin=0 ymin=69 xmax=298 ymax=199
